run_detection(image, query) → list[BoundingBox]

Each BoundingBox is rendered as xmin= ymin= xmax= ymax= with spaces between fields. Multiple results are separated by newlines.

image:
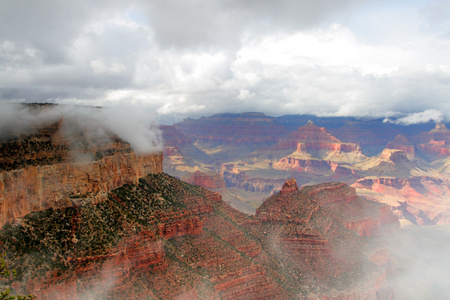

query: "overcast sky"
xmin=1 ymin=0 xmax=449 ymax=124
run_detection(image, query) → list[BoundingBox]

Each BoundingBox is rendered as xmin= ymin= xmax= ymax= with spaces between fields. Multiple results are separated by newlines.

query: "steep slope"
xmin=174 ymin=113 xmax=288 ymax=161
xmin=250 ymin=178 xmax=398 ymax=298
xmin=0 ymin=174 xmax=397 ymax=299
xmin=386 ymin=134 xmax=415 ymax=158
xmin=353 ymin=176 xmax=450 ymax=225
xmin=354 ymin=148 xmax=423 ymax=178
xmin=414 ymin=123 xmax=450 ymax=160
xmin=273 ymin=121 xmax=367 ymax=175
xmin=161 ymin=125 xmax=213 ymax=176
xmin=0 ymin=120 xmax=162 ymax=228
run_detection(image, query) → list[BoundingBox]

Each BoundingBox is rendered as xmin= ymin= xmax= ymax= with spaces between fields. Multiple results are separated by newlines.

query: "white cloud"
xmin=0 ymin=0 xmax=450 ymax=122
xmin=385 ymin=109 xmax=444 ymax=125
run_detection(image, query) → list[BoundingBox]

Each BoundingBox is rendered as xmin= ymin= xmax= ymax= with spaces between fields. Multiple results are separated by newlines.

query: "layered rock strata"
xmin=183 ymin=170 xmax=226 ymax=191
xmin=0 ymin=121 xmax=163 ymax=227
xmin=1 ymin=175 xmax=398 ymax=299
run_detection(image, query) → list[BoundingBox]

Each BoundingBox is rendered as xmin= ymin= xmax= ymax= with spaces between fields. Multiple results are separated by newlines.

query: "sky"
xmin=1 ymin=0 xmax=450 ymax=124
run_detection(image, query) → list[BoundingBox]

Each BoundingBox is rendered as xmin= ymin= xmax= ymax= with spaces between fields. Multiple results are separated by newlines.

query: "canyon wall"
xmin=0 ymin=118 xmax=163 ymax=228
xmin=0 ymin=151 xmax=162 ymax=227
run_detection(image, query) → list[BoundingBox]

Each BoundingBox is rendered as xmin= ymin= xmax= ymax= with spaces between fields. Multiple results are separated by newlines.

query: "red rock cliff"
xmin=0 ymin=151 xmax=163 ymax=227
xmin=183 ymin=170 xmax=226 ymax=191
xmin=0 ymin=120 xmax=163 ymax=227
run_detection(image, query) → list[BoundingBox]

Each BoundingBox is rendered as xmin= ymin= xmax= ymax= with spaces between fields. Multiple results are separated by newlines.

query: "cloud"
xmin=388 ymin=225 xmax=450 ymax=299
xmin=0 ymin=103 xmax=162 ymax=154
xmin=0 ymin=0 xmax=450 ymax=122
xmin=385 ymin=109 xmax=444 ymax=125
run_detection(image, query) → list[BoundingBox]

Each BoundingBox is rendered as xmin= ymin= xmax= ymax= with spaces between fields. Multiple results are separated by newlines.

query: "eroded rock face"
xmin=251 ymin=178 xmax=398 ymax=298
xmin=414 ymin=123 xmax=450 ymax=160
xmin=0 ymin=120 xmax=163 ymax=227
xmin=273 ymin=122 xmax=367 ymax=175
xmin=1 ymin=174 xmax=398 ymax=299
xmin=302 ymin=181 xmax=400 ymax=236
xmin=0 ymin=152 xmax=163 ymax=227
xmin=387 ymin=134 xmax=415 ymax=158
xmin=280 ymin=178 xmax=299 ymax=195
xmin=353 ymin=176 xmax=450 ymax=225
xmin=183 ymin=170 xmax=226 ymax=191
xmin=223 ymin=171 xmax=284 ymax=194
xmin=274 ymin=156 xmax=332 ymax=174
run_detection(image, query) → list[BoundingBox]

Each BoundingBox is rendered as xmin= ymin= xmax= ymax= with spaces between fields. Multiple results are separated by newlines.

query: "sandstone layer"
xmin=0 ymin=120 xmax=163 ymax=227
xmin=1 ymin=175 xmax=398 ymax=299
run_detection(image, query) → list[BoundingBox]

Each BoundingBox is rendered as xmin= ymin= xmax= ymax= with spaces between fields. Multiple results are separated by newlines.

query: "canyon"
xmin=1 ymin=108 xmax=449 ymax=298
xmin=1 ymin=171 xmax=399 ymax=299
xmin=164 ymin=113 xmax=450 ymax=226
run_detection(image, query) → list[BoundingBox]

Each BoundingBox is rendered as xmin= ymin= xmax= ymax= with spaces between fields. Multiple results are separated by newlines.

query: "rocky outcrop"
xmin=414 ymin=123 xmax=450 ymax=160
xmin=273 ymin=142 xmax=332 ymax=174
xmin=0 ymin=151 xmax=163 ymax=228
xmin=223 ymin=171 xmax=284 ymax=194
xmin=274 ymin=156 xmax=332 ymax=174
xmin=387 ymin=134 xmax=415 ymax=158
xmin=0 ymin=120 xmax=163 ymax=227
xmin=183 ymin=170 xmax=226 ymax=191
xmin=418 ymin=141 xmax=450 ymax=157
xmin=353 ymin=176 xmax=450 ymax=225
xmin=251 ymin=179 xmax=398 ymax=297
xmin=303 ymin=182 xmax=400 ymax=236
xmin=280 ymin=178 xmax=298 ymax=195
xmin=273 ymin=122 xmax=367 ymax=175
xmin=354 ymin=148 xmax=421 ymax=177
xmin=1 ymin=173 xmax=399 ymax=299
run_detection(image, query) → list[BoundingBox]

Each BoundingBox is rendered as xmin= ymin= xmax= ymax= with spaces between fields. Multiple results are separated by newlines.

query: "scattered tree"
xmin=0 ymin=253 xmax=35 ymax=300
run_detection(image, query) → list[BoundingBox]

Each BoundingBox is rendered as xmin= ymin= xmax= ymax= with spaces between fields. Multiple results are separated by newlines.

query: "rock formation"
xmin=353 ymin=176 xmax=450 ymax=225
xmin=414 ymin=122 xmax=450 ymax=160
xmin=354 ymin=148 xmax=421 ymax=178
xmin=0 ymin=173 xmax=399 ymax=299
xmin=280 ymin=177 xmax=298 ymax=195
xmin=165 ymin=113 xmax=450 ymax=227
xmin=273 ymin=122 xmax=367 ymax=175
xmin=183 ymin=170 xmax=226 ymax=191
xmin=386 ymin=134 xmax=415 ymax=158
xmin=0 ymin=120 xmax=162 ymax=227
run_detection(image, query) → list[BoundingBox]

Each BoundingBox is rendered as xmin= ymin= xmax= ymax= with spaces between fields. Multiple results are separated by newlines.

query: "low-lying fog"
xmin=388 ymin=224 xmax=450 ymax=299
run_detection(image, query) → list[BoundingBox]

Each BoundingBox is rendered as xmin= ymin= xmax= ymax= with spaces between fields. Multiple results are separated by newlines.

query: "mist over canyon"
xmin=0 ymin=106 xmax=448 ymax=299
xmin=2 ymin=0 xmax=450 ymax=298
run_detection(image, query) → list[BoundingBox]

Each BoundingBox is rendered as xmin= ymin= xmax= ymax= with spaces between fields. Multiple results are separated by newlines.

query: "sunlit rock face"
xmin=279 ymin=177 xmax=298 ymax=195
xmin=273 ymin=122 xmax=367 ymax=175
xmin=166 ymin=114 xmax=450 ymax=227
xmin=0 ymin=120 xmax=163 ymax=227
xmin=414 ymin=123 xmax=450 ymax=159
